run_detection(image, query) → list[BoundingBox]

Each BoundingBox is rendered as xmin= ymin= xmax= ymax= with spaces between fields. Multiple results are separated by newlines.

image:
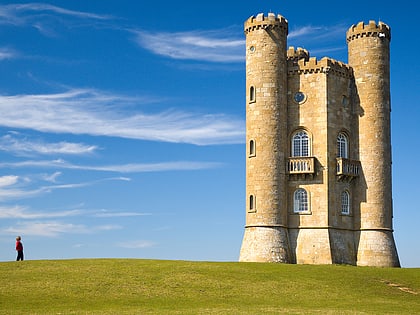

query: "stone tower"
xmin=347 ymin=21 xmax=400 ymax=267
xmin=239 ymin=13 xmax=291 ymax=263
xmin=239 ymin=13 xmax=400 ymax=267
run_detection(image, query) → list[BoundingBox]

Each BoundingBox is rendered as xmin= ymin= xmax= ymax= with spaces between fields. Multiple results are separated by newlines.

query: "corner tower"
xmin=347 ymin=21 xmax=400 ymax=267
xmin=239 ymin=13 xmax=291 ymax=262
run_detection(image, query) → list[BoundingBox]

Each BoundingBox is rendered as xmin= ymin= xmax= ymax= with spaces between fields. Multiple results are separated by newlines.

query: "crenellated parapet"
xmin=244 ymin=12 xmax=288 ymax=35
xmin=288 ymin=56 xmax=353 ymax=78
xmin=346 ymin=20 xmax=391 ymax=42
xmin=287 ymin=46 xmax=309 ymax=62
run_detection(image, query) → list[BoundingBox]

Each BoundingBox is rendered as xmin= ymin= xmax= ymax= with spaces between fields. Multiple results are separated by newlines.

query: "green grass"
xmin=0 ymin=259 xmax=418 ymax=314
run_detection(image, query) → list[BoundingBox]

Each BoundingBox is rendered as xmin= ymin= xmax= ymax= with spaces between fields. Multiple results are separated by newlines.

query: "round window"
xmin=293 ymin=91 xmax=306 ymax=104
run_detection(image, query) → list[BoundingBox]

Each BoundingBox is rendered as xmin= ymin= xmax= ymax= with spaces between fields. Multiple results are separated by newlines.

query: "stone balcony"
xmin=287 ymin=157 xmax=315 ymax=175
xmin=336 ymin=157 xmax=361 ymax=180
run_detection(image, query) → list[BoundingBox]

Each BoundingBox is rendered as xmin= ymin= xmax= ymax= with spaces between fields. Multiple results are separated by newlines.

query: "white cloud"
xmin=0 ymin=175 xmax=131 ymax=201
xmin=1 ymin=221 xmax=121 ymax=236
xmin=2 ymin=221 xmax=88 ymax=236
xmin=0 ymin=133 xmax=98 ymax=156
xmin=0 ymin=47 xmax=17 ymax=60
xmin=135 ymin=29 xmax=245 ymax=63
xmin=0 ymin=204 xmax=149 ymax=220
xmin=0 ymin=184 xmax=53 ymax=200
xmin=0 ymin=89 xmax=244 ymax=145
xmin=0 ymin=205 xmax=82 ymax=219
xmin=0 ymin=3 xmax=112 ymax=27
xmin=288 ymin=25 xmax=324 ymax=39
xmin=0 ymin=175 xmax=19 ymax=187
xmin=42 ymin=172 xmax=62 ymax=183
xmin=288 ymin=24 xmax=348 ymax=57
xmin=0 ymin=159 xmax=222 ymax=173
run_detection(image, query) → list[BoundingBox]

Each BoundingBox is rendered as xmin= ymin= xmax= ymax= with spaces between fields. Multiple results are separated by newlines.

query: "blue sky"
xmin=0 ymin=1 xmax=418 ymax=267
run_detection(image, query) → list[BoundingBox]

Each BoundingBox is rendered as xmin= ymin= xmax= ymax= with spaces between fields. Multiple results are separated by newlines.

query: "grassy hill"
xmin=0 ymin=259 xmax=418 ymax=314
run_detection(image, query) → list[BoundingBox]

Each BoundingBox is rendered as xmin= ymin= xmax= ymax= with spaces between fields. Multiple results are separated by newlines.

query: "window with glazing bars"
xmin=294 ymin=188 xmax=308 ymax=213
xmin=292 ymin=131 xmax=309 ymax=157
xmin=337 ymin=133 xmax=348 ymax=158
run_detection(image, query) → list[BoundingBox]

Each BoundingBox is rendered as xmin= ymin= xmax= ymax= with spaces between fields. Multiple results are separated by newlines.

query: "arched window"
xmin=249 ymin=86 xmax=256 ymax=103
xmin=292 ymin=131 xmax=309 ymax=157
xmin=249 ymin=195 xmax=255 ymax=212
xmin=337 ymin=133 xmax=348 ymax=158
xmin=249 ymin=139 xmax=255 ymax=157
xmin=294 ymin=188 xmax=309 ymax=213
xmin=341 ymin=191 xmax=350 ymax=215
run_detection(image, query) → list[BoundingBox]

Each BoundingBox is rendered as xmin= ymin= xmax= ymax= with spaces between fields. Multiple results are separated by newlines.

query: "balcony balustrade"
xmin=287 ymin=157 xmax=315 ymax=174
xmin=336 ymin=157 xmax=361 ymax=179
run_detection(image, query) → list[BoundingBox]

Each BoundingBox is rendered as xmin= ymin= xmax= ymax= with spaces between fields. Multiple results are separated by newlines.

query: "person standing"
xmin=15 ymin=236 xmax=24 ymax=261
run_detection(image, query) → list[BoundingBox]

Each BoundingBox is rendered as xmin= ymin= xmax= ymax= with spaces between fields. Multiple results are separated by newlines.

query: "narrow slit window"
xmin=249 ymin=195 xmax=255 ymax=211
xmin=249 ymin=86 xmax=256 ymax=103
xmin=249 ymin=139 xmax=255 ymax=157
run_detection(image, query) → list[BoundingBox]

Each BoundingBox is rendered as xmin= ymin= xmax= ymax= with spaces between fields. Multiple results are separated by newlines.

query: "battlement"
xmin=287 ymin=46 xmax=309 ymax=62
xmin=244 ymin=12 xmax=288 ymax=35
xmin=346 ymin=20 xmax=391 ymax=42
xmin=288 ymin=56 xmax=353 ymax=78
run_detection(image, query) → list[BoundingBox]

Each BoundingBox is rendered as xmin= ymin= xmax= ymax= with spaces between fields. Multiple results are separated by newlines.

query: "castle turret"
xmin=239 ymin=13 xmax=291 ymax=262
xmin=347 ymin=21 xmax=400 ymax=267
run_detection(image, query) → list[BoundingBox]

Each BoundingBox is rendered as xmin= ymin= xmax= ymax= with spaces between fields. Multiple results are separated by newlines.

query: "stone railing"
xmin=336 ymin=157 xmax=361 ymax=177
xmin=287 ymin=157 xmax=315 ymax=174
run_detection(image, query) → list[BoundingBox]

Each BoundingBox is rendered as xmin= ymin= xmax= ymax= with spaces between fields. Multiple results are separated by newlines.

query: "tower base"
xmin=239 ymin=226 xmax=291 ymax=263
xmin=356 ymin=230 xmax=400 ymax=267
xmin=289 ymin=228 xmax=333 ymax=265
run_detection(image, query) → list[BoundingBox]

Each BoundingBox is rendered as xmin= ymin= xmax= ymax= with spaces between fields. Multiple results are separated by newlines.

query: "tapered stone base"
xmin=239 ymin=226 xmax=291 ymax=263
xmin=289 ymin=228 xmax=333 ymax=265
xmin=356 ymin=230 xmax=400 ymax=267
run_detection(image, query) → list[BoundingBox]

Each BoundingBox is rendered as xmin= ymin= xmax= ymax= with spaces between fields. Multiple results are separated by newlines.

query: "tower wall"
xmin=239 ymin=13 xmax=291 ymax=262
xmin=347 ymin=21 xmax=400 ymax=267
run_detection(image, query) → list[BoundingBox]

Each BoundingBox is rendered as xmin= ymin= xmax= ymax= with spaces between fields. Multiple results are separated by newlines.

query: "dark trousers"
xmin=16 ymin=251 xmax=24 ymax=261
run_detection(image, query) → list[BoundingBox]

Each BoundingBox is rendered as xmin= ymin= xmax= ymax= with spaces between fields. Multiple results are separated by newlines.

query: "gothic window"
xmin=249 ymin=86 xmax=256 ymax=103
xmin=337 ymin=133 xmax=348 ymax=158
xmin=249 ymin=195 xmax=256 ymax=212
xmin=249 ymin=139 xmax=256 ymax=157
xmin=292 ymin=131 xmax=309 ymax=157
xmin=341 ymin=191 xmax=350 ymax=215
xmin=293 ymin=188 xmax=309 ymax=213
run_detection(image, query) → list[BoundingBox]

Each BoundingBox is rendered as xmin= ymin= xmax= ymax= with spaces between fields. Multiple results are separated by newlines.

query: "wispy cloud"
xmin=0 ymin=205 xmax=81 ymax=219
xmin=0 ymin=47 xmax=18 ymax=60
xmin=42 ymin=171 xmax=62 ymax=183
xmin=0 ymin=3 xmax=112 ymax=31
xmin=0 ymin=159 xmax=221 ymax=173
xmin=0 ymin=89 xmax=244 ymax=145
xmin=288 ymin=24 xmax=348 ymax=57
xmin=0 ymin=175 xmax=19 ymax=187
xmin=0 ymin=204 xmax=149 ymax=220
xmin=289 ymin=25 xmax=324 ymax=39
xmin=0 ymin=133 xmax=98 ymax=156
xmin=0 ymin=174 xmax=130 ymax=201
xmin=134 ymin=29 xmax=245 ymax=63
xmin=1 ymin=221 xmax=121 ymax=236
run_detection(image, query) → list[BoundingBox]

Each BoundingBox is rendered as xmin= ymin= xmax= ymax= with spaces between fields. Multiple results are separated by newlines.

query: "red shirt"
xmin=16 ymin=241 xmax=23 ymax=251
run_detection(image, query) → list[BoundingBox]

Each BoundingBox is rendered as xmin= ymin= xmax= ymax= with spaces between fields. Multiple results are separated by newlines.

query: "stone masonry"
xmin=239 ymin=13 xmax=400 ymax=267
